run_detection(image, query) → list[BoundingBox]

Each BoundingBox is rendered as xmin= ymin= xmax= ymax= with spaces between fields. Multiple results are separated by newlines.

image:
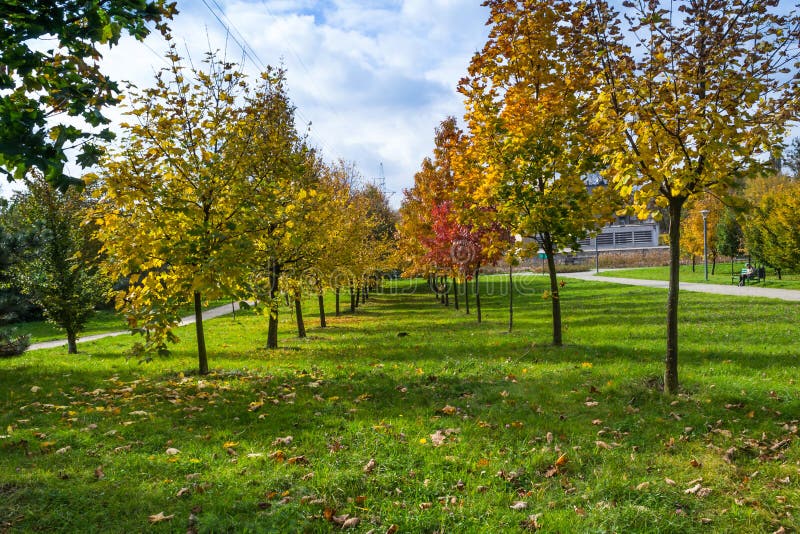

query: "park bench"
xmin=732 ymin=266 xmax=766 ymax=286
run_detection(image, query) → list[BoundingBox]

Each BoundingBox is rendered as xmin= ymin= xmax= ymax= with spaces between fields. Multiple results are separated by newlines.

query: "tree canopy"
xmin=0 ymin=0 xmax=176 ymax=188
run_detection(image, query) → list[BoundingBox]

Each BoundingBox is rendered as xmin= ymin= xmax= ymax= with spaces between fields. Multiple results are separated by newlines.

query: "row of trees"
xmin=399 ymin=0 xmax=800 ymax=394
xmin=88 ymin=46 xmax=394 ymax=373
xmin=0 ymin=44 xmax=394 ymax=369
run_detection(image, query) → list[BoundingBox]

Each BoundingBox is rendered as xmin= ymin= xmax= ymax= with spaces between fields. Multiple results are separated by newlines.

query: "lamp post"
xmin=700 ymin=209 xmax=710 ymax=281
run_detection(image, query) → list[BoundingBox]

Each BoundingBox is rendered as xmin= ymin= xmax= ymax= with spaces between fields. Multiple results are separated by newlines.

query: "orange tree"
xmin=458 ymin=0 xmax=611 ymax=345
xmin=584 ymin=0 xmax=800 ymax=393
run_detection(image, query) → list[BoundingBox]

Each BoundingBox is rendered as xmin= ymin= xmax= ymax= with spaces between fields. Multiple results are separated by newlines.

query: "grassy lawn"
xmin=4 ymin=299 xmax=237 ymax=344
xmin=598 ymin=263 xmax=800 ymax=290
xmin=1 ymin=277 xmax=798 ymax=532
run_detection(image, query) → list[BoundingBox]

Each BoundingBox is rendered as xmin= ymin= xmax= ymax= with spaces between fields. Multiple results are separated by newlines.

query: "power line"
xmin=200 ymin=0 xmax=338 ymax=159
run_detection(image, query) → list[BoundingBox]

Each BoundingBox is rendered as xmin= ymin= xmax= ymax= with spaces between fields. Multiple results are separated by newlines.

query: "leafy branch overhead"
xmin=0 ymin=1 xmax=176 ymax=188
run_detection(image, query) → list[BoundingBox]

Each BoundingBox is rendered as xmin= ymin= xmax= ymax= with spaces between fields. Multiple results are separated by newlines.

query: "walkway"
xmin=29 ymin=301 xmax=245 ymax=351
xmin=558 ymin=270 xmax=800 ymax=302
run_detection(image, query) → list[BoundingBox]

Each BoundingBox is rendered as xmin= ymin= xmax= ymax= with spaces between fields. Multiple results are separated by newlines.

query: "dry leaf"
xmin=684 ymin=483 xmax=702 ymax=494
xmin=510 ymin=501 xmax=528 ymax=510
xmin=386 ymin=525 xmax=399 ymax=534
xmin=665 ymin=478 xmax=676 ymax=486
xmin=546 ymin=432 xmax=553 ymax=444
xmin=584 ymin=401 xmax=599 ymax=407
xmin=363 ymin=458 xmax=376 ymax=473
xmin=419 ymin=502 xmax=432 ymax=510
xmin=94 ymin=466 xmax=105 ymax=480
xmin=696 ymin=487 xmax=712 ymax=498
xmin=271 ymin=436 xmax=293 ymax=446
xmin=441 ymin=405 xmax=457 ymax=415
xmin=148 ymin=512 xmax=174 ymax=524
xmin=287 ymin=455 xmax=308 ymax=465
xmin=176 ymin=487 xmax=190 ymax=497
xmin=555 ymin=454 xmax=568 ymax=466
xmin=521 ymin=513 xmax=542 ymax=530
xmin=165 ymin=447 xmax=180 ymax=456
xmin=595 ymin=440 xmax=612 ymax=450
xmin=56 ymin=446 xmax=71 ymax=454
xmin=246 ymin=453 xmax=264 ymax=458
xmin=636 ymin=482 xmax=650 ymax=491
xmin=341 ymin=517 xmax=360 ymax=528
xmin=222 ymin=441 xmax=238 ymax=449
xmin=430 ymin=430 xmax=446 ymax=447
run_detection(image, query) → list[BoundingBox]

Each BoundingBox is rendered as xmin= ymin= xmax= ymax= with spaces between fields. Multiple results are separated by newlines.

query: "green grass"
xmin=598 ymin=263 xmax=800 ymax=289
xmin=5 ymin=299 xmax=236 ymax=344
xmin=1 ymin=277 xmax=798 ymax=533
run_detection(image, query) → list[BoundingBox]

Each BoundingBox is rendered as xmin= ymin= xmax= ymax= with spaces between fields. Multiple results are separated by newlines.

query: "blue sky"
xmin=109 ymin=0 xmax=492 ymax=206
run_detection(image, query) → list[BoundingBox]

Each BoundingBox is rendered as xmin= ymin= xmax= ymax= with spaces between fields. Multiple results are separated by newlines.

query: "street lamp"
xmin=700 ymin=209 xmax=710 ymax=281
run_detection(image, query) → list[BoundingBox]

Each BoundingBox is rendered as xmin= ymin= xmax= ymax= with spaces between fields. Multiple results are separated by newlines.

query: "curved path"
xmin=558 ymin=270 xmax=800 ymax=302
xmin=29 ymin=301 xmax=246 ymax=351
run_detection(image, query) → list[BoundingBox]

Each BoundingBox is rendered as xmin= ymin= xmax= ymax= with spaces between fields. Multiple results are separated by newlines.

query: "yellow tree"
xmin=459 ymin=0 xmax=612 ymax=345
xmin=680 ymin=194 xmax=722 ymax=274
xmin=93 ymin=48 xmax=289 ymax=373
xmin=585 ymin=0 xmax=800 ymax=393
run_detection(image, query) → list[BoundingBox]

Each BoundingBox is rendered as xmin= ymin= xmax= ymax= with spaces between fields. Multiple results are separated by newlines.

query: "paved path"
xmin=558 ymin=270 xmax=800 ymax=302
xmin=29 ymin=301 xmax=245 ymax=351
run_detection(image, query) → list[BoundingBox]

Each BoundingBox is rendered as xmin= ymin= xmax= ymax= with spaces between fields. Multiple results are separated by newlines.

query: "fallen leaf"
xmin=386 ymin=525 xmax=399 ymax=534
xmin=148 ymin=512 xmax=174 ymax=524
xmin=271 ymin=436 xmax=293 ymax=446
xmin=287 ymin=455 xmax=308 ymax=465
xmin=595 ymin=440 xmax=612 ymax=450
xmin=510 ymin=501 xmax=528 ymax=510
xmin=341 ymin=517 xmax=360 ymax=528
xmin=94 ymin=466 xmax=105 ymax=480
xmin=521 ymin=513 xmax=542 ymax=530
xmin=555 ymin=454 xmax=568 ymax=466
xmin=246 ymin=453 xmax=264 ymax=458
xmin=665 ymin=478 xmax=676 ymax=486
xmin=636 ymin=482 xmax=650 ymax=491
xmin=222 ymin=441 xmax=238 ymax=449
xmin=363 ymin=458 xmax=376 ymax=474
xmin=56 ymin=446 xmax=72 ymax=454
xmin=441 ymin=405 xmax=457 ymax=415
xmin=176 ymin=487 xmax=190 ymax=497
xmin=165 ymin=448 xmax=180 ymax=456
xmin=684 ymin=483 xmax=702 ymax=494
xmin=584 ymin=401 xmax=599 ymax=407
xmin=430 ymin=430 xmax=446 ymax=447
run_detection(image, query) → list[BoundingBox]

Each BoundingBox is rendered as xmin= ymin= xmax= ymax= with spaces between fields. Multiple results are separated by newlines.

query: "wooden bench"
xmin=732 ymin=267 xmax=765 ymax=286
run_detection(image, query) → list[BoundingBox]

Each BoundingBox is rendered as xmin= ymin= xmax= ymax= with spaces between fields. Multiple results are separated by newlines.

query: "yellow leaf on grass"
xmin=223 ymin=441 xmax=238 ymax=449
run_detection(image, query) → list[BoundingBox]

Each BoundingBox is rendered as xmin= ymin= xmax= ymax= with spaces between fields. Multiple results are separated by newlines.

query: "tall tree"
xmin=0 ymin=1 xmax=175 ymax=188
xmin=93 ymin=48 xmax=284 ymax=372
xmin=4 ymin=171 xmax=108 ymax=353
xmin=585 ymin=0 xmax=800 ymax=393
xmin=459 ymin=0 xmax=611 ymax=345
xmin=743 ymin=175 xmax=800 ymax=276
xmin=680 ymin=194 xmax=722 ymax=274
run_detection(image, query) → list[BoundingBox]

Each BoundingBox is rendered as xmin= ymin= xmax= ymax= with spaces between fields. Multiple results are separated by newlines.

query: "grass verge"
xmin=598 ymin=264 xmax=800 ymax=289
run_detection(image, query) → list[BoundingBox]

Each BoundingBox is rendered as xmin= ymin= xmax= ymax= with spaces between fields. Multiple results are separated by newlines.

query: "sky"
xmin=0 ymin=0 xmax=491 ymax=206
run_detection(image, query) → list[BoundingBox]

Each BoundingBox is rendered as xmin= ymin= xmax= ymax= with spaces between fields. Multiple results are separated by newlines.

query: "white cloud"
xmin=82 ymin=0 xmax=490 ymax=206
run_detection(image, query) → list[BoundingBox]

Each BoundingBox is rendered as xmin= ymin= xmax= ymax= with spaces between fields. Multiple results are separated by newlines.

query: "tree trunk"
xmin=691 ymin=255 xmax=695 ymax=272
xmin=66 ymin=328 xmax=78 ymax=355
xmin=195 ymin=291 xmax=209 ymax=374
xmin=318 ymin=292 xmax=327 ymax=328
xmin=474 ymin=267 xmax=482 ymax=323
xmin=295 ymin=290 xmax=306 ymax=338
xmin=464 ymin=274 xmax=470 ymax=315
xmin=361 ymin=282 xmax=366 ymax=304
xmin=711 ymin=255 xmax=717 ymax=275
xmin=335 ymin=286 xmax=340 ymax=317
xmin=543 ymin=234 xmax=562 ymax=346
xmin=349 ymin=282 xmax=356 ymax=312
xmin=665 ymin=197 xmax=686 ymax=395
xmin=508 ymin=263 xmax=513 ymax=333
xmin=267 ymin=263 xmax=280 ymax=349
xmin=355 ymin=285 xmax=361 ymax=308
xmin=453 ymin=277 xmax=459 ymax=311
xmin=444 ymin=275 xmax=449 ymax=306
